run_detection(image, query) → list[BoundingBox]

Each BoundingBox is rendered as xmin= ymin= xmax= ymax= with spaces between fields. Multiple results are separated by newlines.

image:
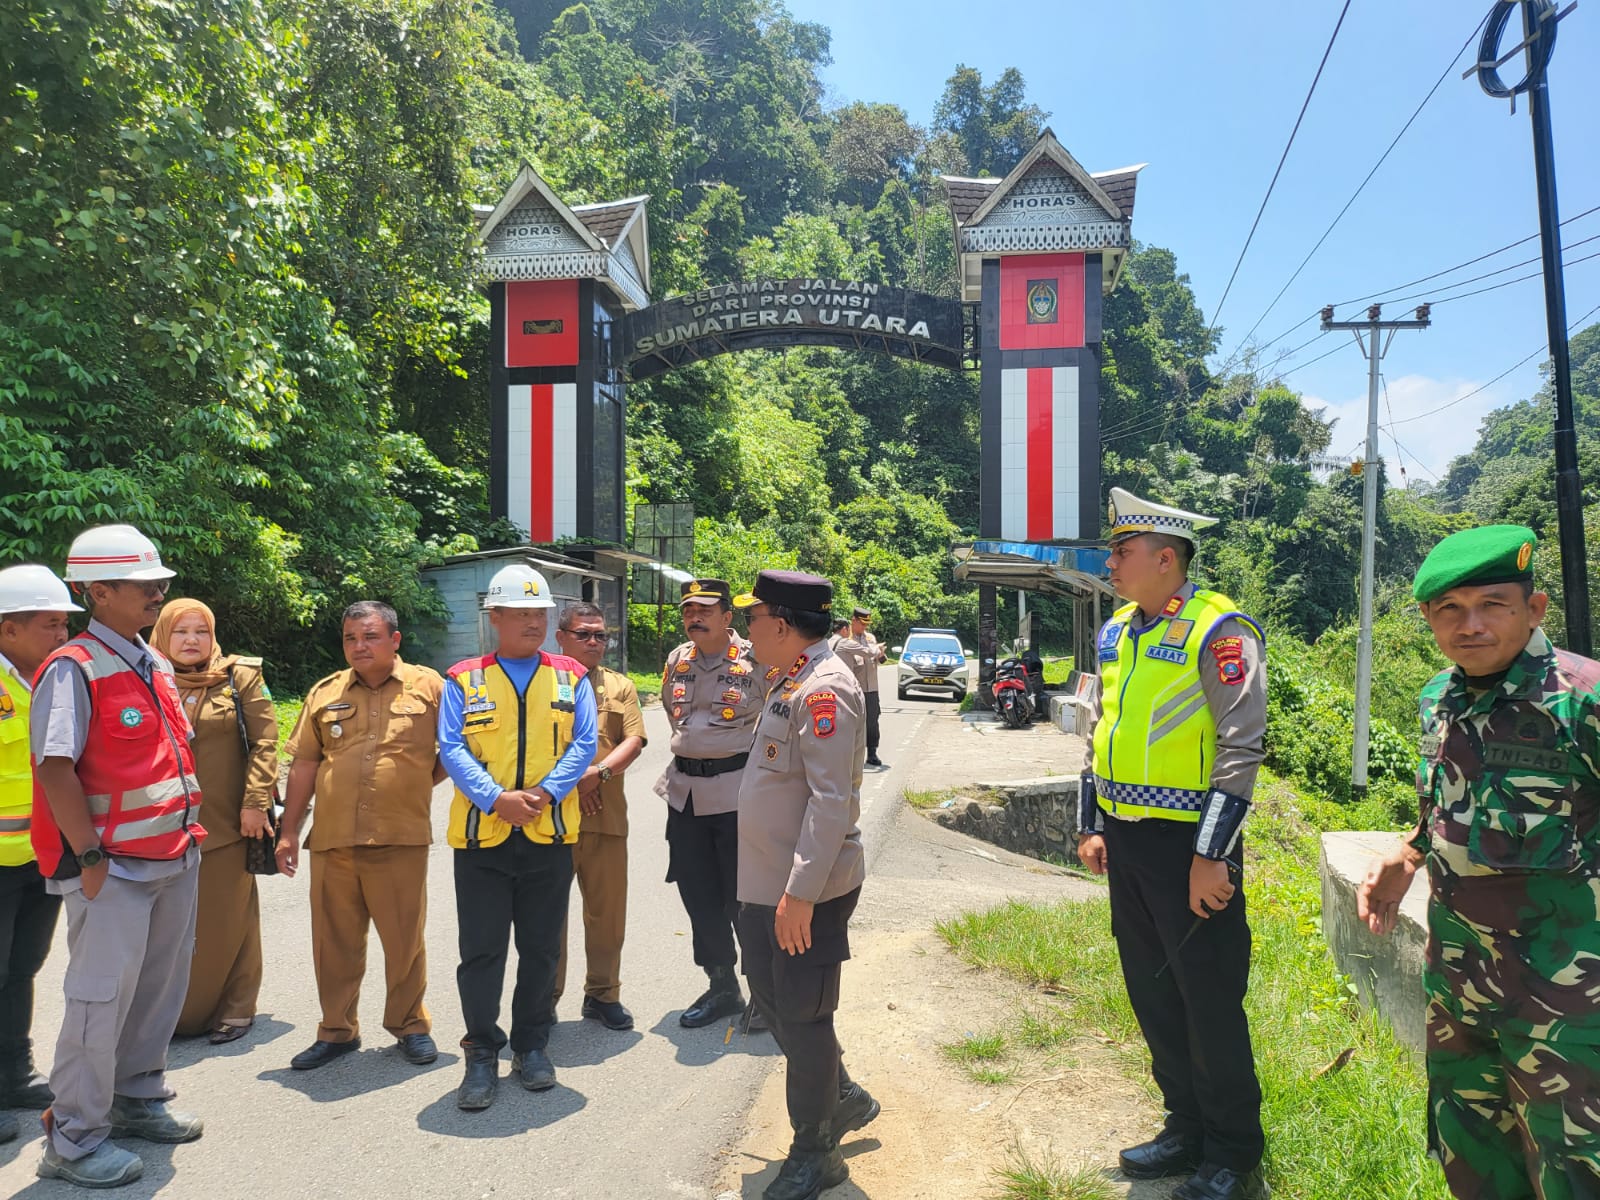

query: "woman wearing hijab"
xmin=152 ymin=599 xmax=279 ymax=1044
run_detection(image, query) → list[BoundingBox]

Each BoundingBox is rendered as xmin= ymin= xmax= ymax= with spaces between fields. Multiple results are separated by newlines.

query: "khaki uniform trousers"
xmin=176 ymin=839 xmax=263 ymax=1036
xmin=309 ymin=845 xmax=430 ymax=1042
xmin=49 ymin=861 xmax=200 ymax=1160
xmin=554 ymin=830 xmax=628 ymax=1005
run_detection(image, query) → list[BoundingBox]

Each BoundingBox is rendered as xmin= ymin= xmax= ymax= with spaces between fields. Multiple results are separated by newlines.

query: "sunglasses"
xmin=564 ymin=630 xmax=609 ymax=643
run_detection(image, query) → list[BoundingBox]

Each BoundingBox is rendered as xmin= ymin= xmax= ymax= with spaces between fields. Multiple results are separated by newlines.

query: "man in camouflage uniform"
xmin=1359 ymin=524 xmax=1600 ymax=1200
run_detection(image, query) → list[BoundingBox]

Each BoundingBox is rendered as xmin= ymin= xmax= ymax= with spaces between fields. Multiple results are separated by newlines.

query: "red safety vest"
xmin=31 ymin=632 xmax=205 ymax=876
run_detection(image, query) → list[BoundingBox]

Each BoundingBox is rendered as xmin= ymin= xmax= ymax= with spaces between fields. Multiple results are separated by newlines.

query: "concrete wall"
xmin=415 ymin=560 xmax=589 ymax=674
xmin=933 ymin=776 xmax=1082 ymax=866
xmin=1319 ymin=830 xmax=1429 ymax=1054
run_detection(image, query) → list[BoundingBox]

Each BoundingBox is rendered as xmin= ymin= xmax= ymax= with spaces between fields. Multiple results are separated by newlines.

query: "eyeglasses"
xmin=564 ymin=630 xmax=609 ymax=643
xmin=743 ymin=608 xmax=771 ymax=624
xmin=112 ymin=579 xmax=171 ymax=597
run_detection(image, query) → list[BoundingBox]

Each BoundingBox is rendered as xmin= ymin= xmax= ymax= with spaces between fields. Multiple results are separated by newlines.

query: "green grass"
xmin=903 ymin=787 xmax=962 ymax=810
xmin=941 ymin=1031 xmax=1008 ymax=1063
xmin=1040 ymin=657 xmax=1075 ymax=687
xmin=939 ymin=770 xmax=1450 ymax=1200
xmin=273 ymin=699 xmax=303 ymax=755
xmin=626 ymin=669 xmax=662 ymax=703
xmin=991 ymin=1144 xmax=1117 ymax=1200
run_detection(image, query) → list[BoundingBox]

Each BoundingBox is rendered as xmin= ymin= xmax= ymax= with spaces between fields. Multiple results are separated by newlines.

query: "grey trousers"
xmin=49 ymin=862 xmax=200 ymax=1159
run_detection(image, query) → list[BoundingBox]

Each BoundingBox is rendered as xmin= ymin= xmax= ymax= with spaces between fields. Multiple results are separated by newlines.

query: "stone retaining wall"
xmin=931 ymin=776 xmax=1082 ymax=866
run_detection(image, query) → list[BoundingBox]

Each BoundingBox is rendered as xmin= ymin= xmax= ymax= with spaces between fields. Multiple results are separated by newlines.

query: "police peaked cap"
xmin=733 ymin=570 xmax=833 ymax=613
xmin=1106 ymin=486 xmax=1218 ymax=545
xmin=679 ymin=578 xmax=732 ymax=606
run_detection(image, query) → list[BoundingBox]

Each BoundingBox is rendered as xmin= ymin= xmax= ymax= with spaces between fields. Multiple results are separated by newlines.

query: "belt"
xmin=673 ymin=752 xmax=749 ymax=778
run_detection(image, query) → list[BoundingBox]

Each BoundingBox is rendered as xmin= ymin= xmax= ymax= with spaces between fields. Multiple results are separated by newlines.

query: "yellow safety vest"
xmin=1092 ymin=588 xmax=1262 ymax=822
xmin=0 ymin=661 xmax=35 ymax=867
xmin=446 ymin=655 xmax=581 ymax=848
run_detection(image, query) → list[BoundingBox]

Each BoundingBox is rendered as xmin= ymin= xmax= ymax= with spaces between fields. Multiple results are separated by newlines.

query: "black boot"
xmin=0 ymin=1041 xmax=52 ymax=1109
xmin=680 ymin=965 xmax=745 ymax=1028
xmin=763 ymin=1122 xmax=848 ymax=1200
xmin=456 ymin=1047 xmax=499 ymax=1111
xmin=835 ymin=1083 xmax=880 ymax=1135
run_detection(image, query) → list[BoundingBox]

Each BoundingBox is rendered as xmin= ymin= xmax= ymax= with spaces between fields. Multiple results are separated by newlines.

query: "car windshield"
xmin=904 ymin=636 xmax=961 ymax=657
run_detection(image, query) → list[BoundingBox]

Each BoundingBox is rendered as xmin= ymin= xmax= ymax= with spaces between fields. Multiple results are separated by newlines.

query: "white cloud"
xmin=1299 ymin=373 xmax=1523 ymax=486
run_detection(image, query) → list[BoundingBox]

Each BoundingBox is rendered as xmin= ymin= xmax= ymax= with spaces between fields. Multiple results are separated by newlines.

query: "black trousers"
xmin=739 ymin=887 xmax=859 ymax=1127
xmin=864 ymin=693 xmax=881 ymax=756
xmin=0 ymin=864 xmax=60 ymax=1058
xmin=665 ymin=793 xmax=739 ymax=969
xmin=1102 ymin=815 xmax=1264 ymax=1173
xmin=454 ymin=837 xmax=573 ymax=1054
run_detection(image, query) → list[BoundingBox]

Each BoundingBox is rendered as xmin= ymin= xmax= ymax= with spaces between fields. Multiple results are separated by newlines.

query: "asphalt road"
xmin=0 ymin=667 xmax=942 ymax=1199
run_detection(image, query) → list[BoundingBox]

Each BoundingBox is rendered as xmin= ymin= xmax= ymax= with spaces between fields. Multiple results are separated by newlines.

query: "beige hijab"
xmin=152 ymin=598 xmax=231 ymax=689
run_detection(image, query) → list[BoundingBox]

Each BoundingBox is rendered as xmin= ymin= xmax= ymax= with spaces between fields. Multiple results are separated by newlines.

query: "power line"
xmin=1335 ymin=200 xmax=1600 ymax=307
xmin=1202 ymin=0 xmax=1353 ymax=345
xmin=1391 ymin=298 xmax=1600 ymax=425
xmin=1222 ymin=10 xmax=1490 ymax=362
xmin=1274 ymin=337 xmax=1356 ymax=380
xmin=1374 ymin=235 xmax=1600 ymax=309
xmin=1415 ymin=246 xmax=1600 ymax=309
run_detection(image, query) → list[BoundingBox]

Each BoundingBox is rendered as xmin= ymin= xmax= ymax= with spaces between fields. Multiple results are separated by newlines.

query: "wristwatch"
xmin=78 ymin=845 xmax=107 ymax=869
xmin=597 ymin=764 xmax=613 ymax=783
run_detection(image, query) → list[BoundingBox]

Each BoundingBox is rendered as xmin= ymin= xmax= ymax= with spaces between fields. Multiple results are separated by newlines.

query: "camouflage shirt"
xmin=1414 ymin=627 xmax=1600 ymax=1041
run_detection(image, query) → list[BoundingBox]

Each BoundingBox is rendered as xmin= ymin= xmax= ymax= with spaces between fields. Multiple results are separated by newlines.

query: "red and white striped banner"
xmin=1000 ymin=365 xmax=1080 ymax=541
xmin=505 ymin=382 xmax=578 ymax=543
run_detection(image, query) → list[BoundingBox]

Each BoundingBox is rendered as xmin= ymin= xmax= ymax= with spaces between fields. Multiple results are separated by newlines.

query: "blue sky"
xmin=784 ymin=0 xmax=1600 ymax=484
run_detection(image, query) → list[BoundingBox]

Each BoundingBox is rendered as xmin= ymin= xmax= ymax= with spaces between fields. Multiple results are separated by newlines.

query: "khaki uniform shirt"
xmin=286 ymin=658 xmax=443 ymax=849
xmin=737 ymin=640 xmax=866 ymax=906
xmin=856 ymin=631 xmax=884 ymax=693
xmin=176 ymin=656 xmax=279 ymax=852
xmin=586 ymin=665 xmax=647 ymax=838
xmin=654 ymin=635 xmax=763 ymax=816
xmin=829 ymin=634 xmax=872 ymax=694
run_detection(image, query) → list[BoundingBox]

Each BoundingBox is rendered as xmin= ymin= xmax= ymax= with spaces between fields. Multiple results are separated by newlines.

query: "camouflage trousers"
xmin=1427 ymin=996 xmax=1600 ymax=1200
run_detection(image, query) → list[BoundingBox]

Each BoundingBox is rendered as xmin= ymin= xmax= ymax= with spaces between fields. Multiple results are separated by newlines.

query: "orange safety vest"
xmin=31 ymin=633 xmax=205 ymax=877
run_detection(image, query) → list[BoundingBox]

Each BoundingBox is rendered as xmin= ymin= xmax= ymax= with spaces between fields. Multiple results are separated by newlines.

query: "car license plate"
xmin=920 ymin=677 xmax=943 ymax=685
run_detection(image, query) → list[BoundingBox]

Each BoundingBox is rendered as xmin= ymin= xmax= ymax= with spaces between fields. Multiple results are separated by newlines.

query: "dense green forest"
xmin=4 ymin=0 xmax=1598 ymax=770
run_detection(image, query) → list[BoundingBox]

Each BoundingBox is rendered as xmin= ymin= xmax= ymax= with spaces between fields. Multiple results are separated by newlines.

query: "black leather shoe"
xmin=457 ymin=1047 xmax=498 ymax=1111
xmin=865 ymin=755 xmax=885 ymax=768
xmin=743 ymin=1000 xmax=769 ymax=1034
xmin=1172 ymin=1163 xmax=1269 ymax=1200
xmin=680 ymin=966 xmax=745 ymax=1028
xmin=835 ymin=1083 xmax=880 ymax=1135
xmin=1118 ymin=1131 xmax=1202 ymax=1180
xmin=511 ymin=1048 xmax=556 ymax=1091
xmin=763 ymin=1124 xmax=848 ymax=1200
xmin=397 ymin=1033 xmax=438 ymax=1064
xmin=2 ymin=1069 xmax=52 ymax=1109
xmin=290 ymin=1038 xmax=361 ymax=1070
xmin=581 ymin=997 xmax=635 ymax=1031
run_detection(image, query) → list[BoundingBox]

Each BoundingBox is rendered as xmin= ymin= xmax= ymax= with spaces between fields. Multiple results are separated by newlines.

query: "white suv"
xmin=894 ymin=628 xmax=971 ymax=701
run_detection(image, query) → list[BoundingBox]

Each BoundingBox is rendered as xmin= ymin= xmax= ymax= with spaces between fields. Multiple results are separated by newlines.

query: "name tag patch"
xmin=557 ymin=684 xmax=574 ymax=704
xmin=1145 ymin=645 xmax=1189 ymax=665
xmin=464 ymin=700 xmax=497 ymax=715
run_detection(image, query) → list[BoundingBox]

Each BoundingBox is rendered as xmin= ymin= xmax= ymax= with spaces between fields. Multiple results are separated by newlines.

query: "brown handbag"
xmin=230 ymin=666 xmax=283 ymax=876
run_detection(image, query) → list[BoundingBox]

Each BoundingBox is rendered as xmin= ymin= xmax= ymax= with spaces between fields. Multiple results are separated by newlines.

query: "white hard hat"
xmin=0 ymin=564 xmax=84 ymax=614
xmin=483 ymin=563 xmax=555 ymax=609
xmin=63 ymin=524 xmax=176 ymax=582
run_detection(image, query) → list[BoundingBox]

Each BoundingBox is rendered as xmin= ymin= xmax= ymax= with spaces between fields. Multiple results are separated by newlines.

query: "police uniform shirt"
xmin=286 ymin=658 xmax=443 ymax=849
xmin=588 ymin=664 xmax=647 ymax=838
xmin=737 ymin=641 xmax=866 ymax=906
xmin=1080 ymin=584 xmax=1267 ymax=802
xmin=828 ymin=634 xmax=872 ymax=694
xmin=654 ymin=635 xmax=763 ymax=816
xmin=857 ymin=631 xmax=883 ymax=693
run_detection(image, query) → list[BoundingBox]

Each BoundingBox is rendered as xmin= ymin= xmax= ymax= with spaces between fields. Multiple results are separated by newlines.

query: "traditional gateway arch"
xmin=473 ymin=129 xmax=1140 ymax=675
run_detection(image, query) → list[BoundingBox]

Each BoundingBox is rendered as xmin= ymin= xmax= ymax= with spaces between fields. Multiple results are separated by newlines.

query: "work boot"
xmin=1172 ymin=1163 xmax=1270 ymax=1200
xmin=835 ymin=1082 xmax=880 ymax=1135
xmin=1118 ymin=1130 xmax=1202 ymax=1180
xmin=1 ymin=1042 xmax=54 ymax=1108
xmin=680 ymin=965 xmax=745 ymax=1028
xmin=763 ymin=1122 xmax=848 ymax=1200
xmin=37 ymin=1140 xmax=144 ymax=1188
xmin=108 ymin=1096 xmax=204 ymax=1144
xmin=457 ymin=1046 xmax=499 ymax=1112
xmin=511 ymin=1047 xmax=556 ymax=1091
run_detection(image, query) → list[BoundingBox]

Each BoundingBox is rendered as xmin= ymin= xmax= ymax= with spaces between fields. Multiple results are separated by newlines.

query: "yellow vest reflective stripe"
xmin=1091 ymin=589 xmax=1262 ymax=823
xmin=0 ymin=663 xmax=34 ymax=866
xmin=446 ymin=659 xmax=580 ymax=848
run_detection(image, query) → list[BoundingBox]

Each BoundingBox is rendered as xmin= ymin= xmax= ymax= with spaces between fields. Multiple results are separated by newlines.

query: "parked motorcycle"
xmin=993 ymin=656 xmax=1034 ymax=729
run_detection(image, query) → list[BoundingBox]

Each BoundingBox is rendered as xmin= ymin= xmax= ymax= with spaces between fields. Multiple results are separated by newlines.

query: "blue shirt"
xmin=438 ymin=655 xmax=597 ymax=812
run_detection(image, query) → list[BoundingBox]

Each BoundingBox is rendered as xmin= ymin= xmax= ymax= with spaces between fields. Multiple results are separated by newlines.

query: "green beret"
xmin=1413 ymin=525 xmax=1537 ymax=603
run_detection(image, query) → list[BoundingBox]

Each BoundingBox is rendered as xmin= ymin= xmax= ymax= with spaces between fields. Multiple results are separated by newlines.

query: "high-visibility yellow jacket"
xmin=0 ymin=659 xmax=33 ymax=867
xmin=446 ymin=653 xmax=582 ymax=848
xmin=1092 ymin=588 xmax=1263 ymax=822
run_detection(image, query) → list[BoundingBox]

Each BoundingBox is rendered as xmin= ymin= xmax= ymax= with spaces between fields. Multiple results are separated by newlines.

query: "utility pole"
xmin=1319 ymin=303 xmax=1432 ymax=793
xmin=1469 ymin=0 xmax=1590 ymax=654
